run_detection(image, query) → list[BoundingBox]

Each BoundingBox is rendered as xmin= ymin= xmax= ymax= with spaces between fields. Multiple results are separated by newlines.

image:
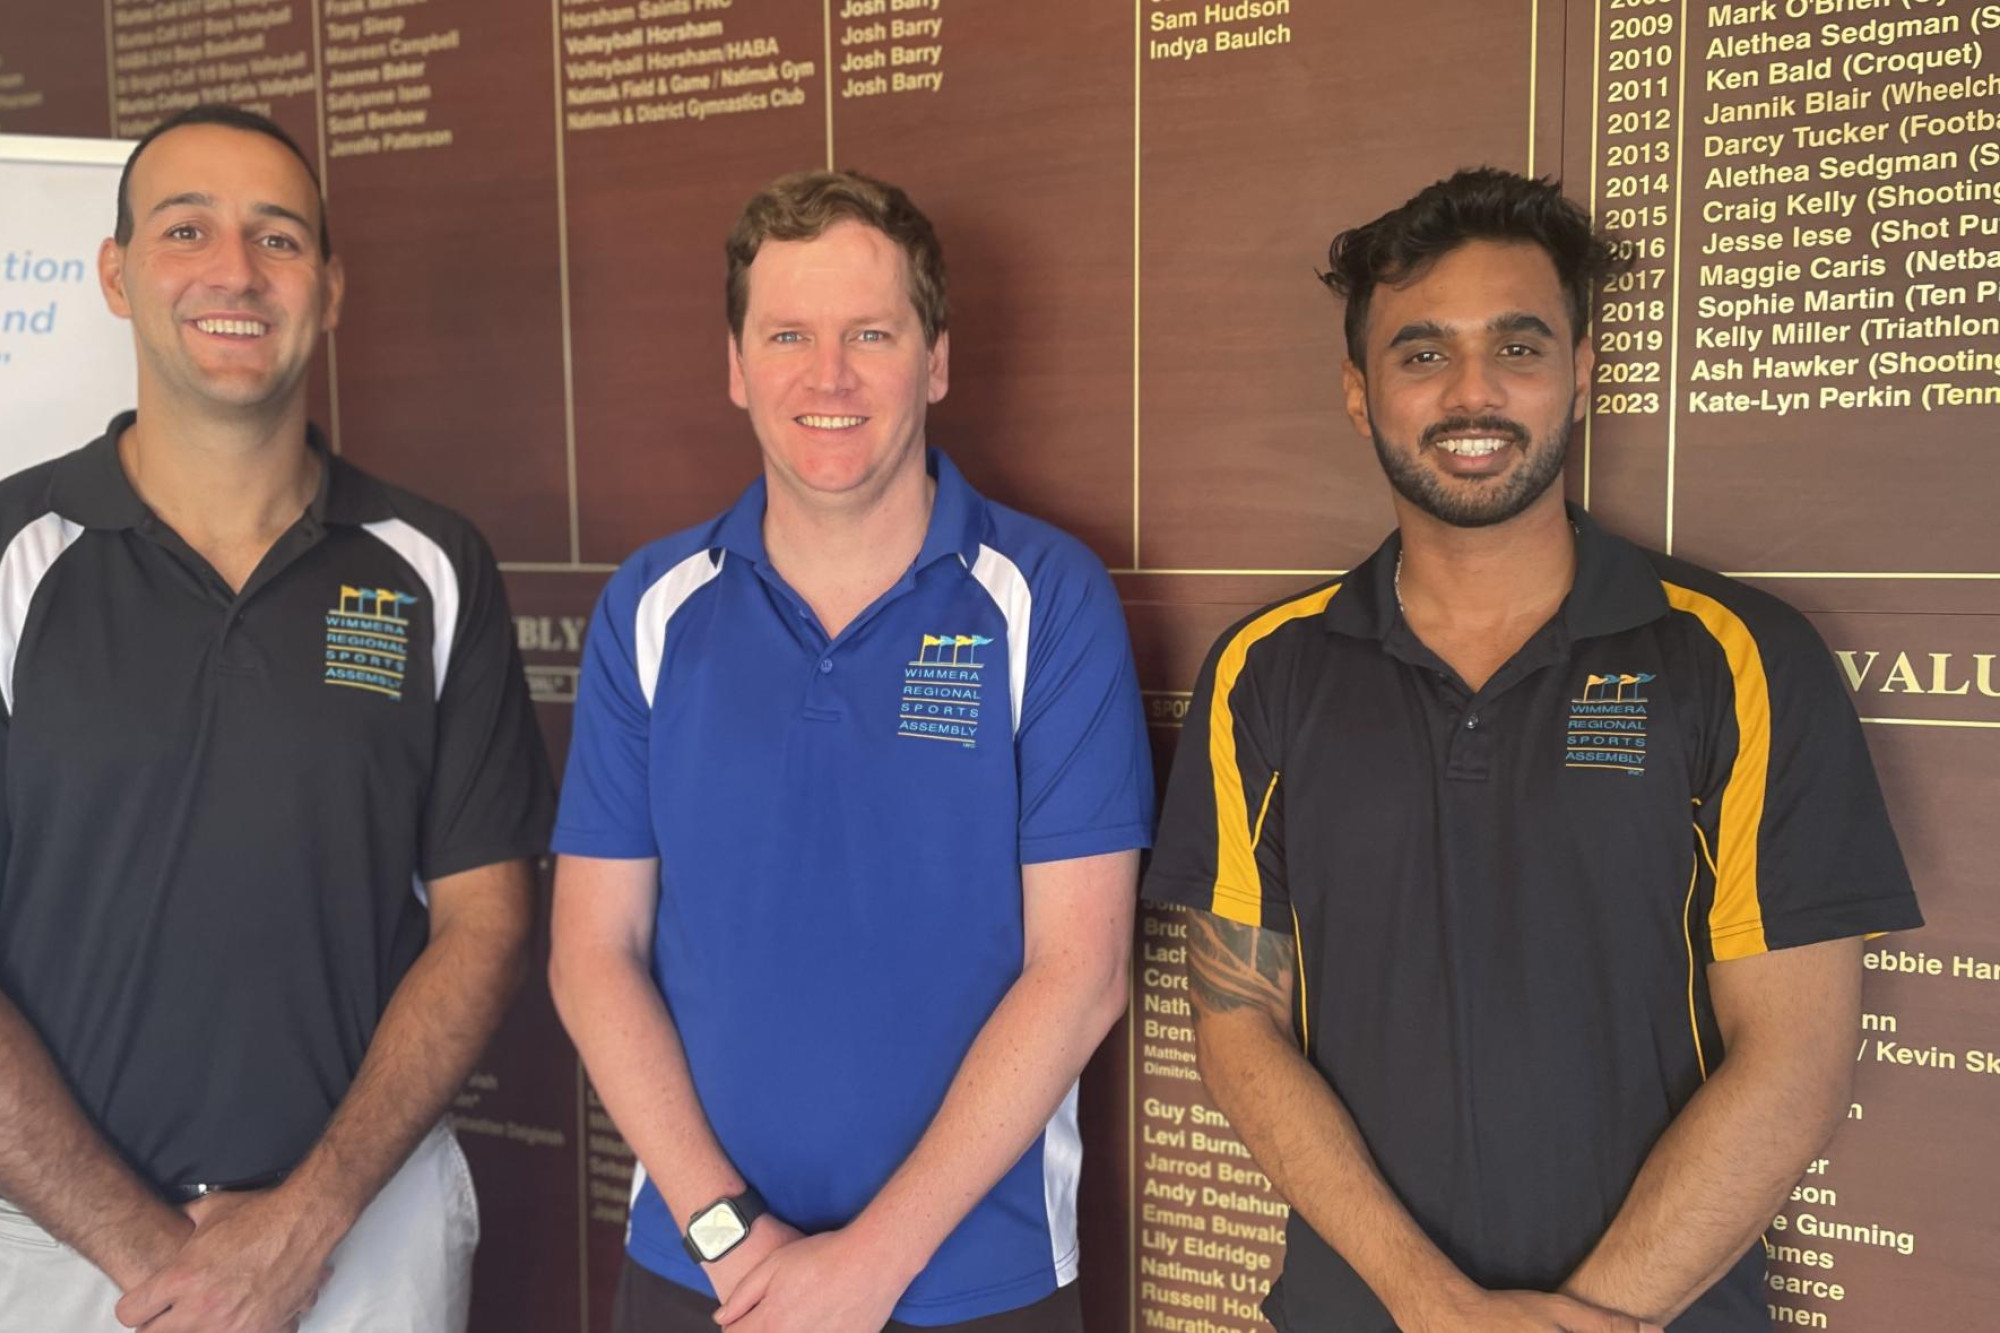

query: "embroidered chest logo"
xmin=1566 ymin=672 xmax=1655 ymax=775
xmin=899 ymin=633 xmax=992 ymax=749
xmin=325 ymin=585 xmax=419 ymax=701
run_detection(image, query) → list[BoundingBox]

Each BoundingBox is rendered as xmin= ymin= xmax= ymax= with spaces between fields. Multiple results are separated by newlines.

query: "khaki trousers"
xmin=0 ymin=1122 xmax=477 ymax=1333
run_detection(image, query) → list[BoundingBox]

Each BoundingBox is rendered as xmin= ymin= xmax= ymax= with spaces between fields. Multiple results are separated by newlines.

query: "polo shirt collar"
xmin=1323 ymin=503 xmax=1669 ymax=644
xmin=915 ymin=450 xmax=987 ymax=569
xmin=316 ymin=444 xmax=396 ymax=527
xmin=1562 ymin=505 xmax=1670 ymax=638
xmin=1321 ymin=531 xmax=1401 ymax=642
xmin=713 ymin=448 xmax=989 ymax=570
xmin=53 ymin=410 xmax=379 ymax=532
xmin=49 ymin=413 xmax=149 ymax=530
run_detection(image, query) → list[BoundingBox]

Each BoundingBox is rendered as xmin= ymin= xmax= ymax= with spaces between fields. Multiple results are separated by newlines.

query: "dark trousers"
xmin=611 ymin=1258 xmax=1086 ymax=1333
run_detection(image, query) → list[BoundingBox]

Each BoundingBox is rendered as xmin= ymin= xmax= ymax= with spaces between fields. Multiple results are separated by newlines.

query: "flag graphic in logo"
xmin=325 ymin=583 xmax=419 ymax=700
xmin=1566 ymin=670 xmax=1654 ymax=774
xmin=901 ymin=631 xmax=991 ymax=747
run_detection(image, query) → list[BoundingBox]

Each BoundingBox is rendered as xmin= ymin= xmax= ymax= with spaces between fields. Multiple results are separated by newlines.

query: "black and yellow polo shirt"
xmin=1143 ymin=505 xmax=1921 ymax=1332
xmin=0 ymin=413 xmax=552 ymax=1195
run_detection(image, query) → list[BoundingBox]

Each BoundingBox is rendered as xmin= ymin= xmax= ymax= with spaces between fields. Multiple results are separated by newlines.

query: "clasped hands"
xmin=111 ymin=1187 xmax=336 ymax=1333
xmin=706 ymin=1216 xmax=914 ymax=1333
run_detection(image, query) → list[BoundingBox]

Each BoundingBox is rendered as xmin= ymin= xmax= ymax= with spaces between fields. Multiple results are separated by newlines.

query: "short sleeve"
xmin=551 ymin=567 xmax=659 ymax=860
xmin=1142 ymin=619 xmax=1291 ymax=931
xmin=0 ymin=709 xmax=12 ymax=878
xmin=1677 ymin=587 xmax=1922 ymax=961
xmin=1012 ymin=553 xmax=1153 ymax=865
xmin=418 ymin=534 xmax=555 ymax=882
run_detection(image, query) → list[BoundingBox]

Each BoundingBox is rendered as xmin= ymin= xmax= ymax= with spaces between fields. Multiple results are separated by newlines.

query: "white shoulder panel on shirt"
xmin=635 ymin=549 xmax=725 ymax=709
xmin=361 ymin=519 xmax=460 ymax=701
xmin=967 ymin=544 xmax=1032 ymax=736
xmin=0 ymin=512 xmax=84 ymax=714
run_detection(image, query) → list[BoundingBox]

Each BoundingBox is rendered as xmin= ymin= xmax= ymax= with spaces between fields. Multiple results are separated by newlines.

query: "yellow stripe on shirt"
xmin=1663 ymin=581 xmax=1772 ymax=960
xmin=1686 ymin=820 xmax=1717 ymax=1078
xmin=1206 ymin=584 xmax=1341 ymax=923
xmin=1290 ymin=900 xmax=1311 ymax=1058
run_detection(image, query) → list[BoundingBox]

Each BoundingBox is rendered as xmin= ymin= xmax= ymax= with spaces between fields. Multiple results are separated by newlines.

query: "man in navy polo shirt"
xmin=550 ymin=171 xmax=1152 ymax=1332
xmin=0 ymin=106 xmax=551 ymax=1332
xmin=1144 ymin=170 xmax=1920 ymax=1332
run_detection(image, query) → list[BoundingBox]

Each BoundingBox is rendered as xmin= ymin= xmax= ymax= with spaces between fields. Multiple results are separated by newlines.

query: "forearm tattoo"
xmin=1186 ymin=908 xmax=1294 ymax=1020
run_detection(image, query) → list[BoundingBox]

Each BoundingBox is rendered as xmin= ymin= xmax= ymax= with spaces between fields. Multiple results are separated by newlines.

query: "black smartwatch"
xmin=682 ymin=1186 xmax=768 ymax=1264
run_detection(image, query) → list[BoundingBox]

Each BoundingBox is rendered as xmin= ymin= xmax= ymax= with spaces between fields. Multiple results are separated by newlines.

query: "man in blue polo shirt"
xmin=549 ymin=171 xmax=1152 ymax=1332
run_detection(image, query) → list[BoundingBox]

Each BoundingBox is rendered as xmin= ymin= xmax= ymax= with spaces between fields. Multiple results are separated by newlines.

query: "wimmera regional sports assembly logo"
xmin=900 ymin=632 xmax=993 ymax=748
xmin=325 ymin=584 xmax=419 ymax=701
xmin=1566 ymin=671 xmax=1656 ymax=775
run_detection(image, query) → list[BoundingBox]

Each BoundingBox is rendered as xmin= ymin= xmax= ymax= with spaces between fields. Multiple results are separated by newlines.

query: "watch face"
xmin=689 ymin=1202 xmax=749 ymax=1261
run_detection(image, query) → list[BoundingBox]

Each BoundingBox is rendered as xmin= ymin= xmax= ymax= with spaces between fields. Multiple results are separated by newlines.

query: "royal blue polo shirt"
xmin=554 ymin=450 xmax=1153 ymax=1324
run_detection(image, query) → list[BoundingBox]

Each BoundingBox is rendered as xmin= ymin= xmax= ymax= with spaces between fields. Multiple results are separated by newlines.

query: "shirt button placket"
xmin=1447 ymin=706 xmax=1493 ymax=782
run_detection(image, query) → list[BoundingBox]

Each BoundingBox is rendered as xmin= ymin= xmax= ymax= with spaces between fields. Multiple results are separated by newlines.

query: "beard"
xmin=1370 ymin=408 xmax=1573 ymax=529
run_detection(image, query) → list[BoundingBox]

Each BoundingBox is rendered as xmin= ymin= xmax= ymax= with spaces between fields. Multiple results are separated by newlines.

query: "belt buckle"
xmin=166 ymin=1168 xmax=287 ymax=1204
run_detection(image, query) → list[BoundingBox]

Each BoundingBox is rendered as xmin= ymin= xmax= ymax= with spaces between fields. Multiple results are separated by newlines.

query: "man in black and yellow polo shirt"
xmin=1142 ymin=169 xmax=1921 ymax=1333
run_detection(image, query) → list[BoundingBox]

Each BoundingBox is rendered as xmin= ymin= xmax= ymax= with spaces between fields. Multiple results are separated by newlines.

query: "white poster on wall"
xmin=0 ymin=135 xmax=136 ymax=475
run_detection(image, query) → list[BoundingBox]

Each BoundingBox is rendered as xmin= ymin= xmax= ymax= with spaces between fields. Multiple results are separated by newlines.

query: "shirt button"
xmin=1465 ymin=714 xmax=1480 ymax=730
xmin=819 ymin=659 xmax=833 ymax=674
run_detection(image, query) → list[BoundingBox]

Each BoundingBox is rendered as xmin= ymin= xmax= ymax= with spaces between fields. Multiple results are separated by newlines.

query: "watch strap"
xmin=731 ymin=1184 xmax=768 ymax=1233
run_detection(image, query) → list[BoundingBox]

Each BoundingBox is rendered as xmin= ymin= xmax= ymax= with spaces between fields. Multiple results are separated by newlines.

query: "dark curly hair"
xmin=1321 ymin=168 xmax=1624 ymax=366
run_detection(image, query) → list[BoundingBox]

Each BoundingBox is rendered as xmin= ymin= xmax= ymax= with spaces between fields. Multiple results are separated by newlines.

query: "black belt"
xmin=163 ymin=1168 xmax=289 ymax=1204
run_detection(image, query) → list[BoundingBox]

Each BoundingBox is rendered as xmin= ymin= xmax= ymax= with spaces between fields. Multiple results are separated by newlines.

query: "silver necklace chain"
xmin=1395 ymin=521 xmax=1577 ymax=616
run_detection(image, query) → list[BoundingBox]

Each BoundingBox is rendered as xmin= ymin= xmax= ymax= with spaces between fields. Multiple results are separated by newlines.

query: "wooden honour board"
xmin=3 ymin=2 xmax=1996 ymax=1328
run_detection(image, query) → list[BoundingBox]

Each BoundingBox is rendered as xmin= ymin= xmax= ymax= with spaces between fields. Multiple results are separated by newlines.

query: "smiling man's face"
xmin=99 ymin=122 xmax=342 ymax=420
xmin=1343 ymin=239 xmax=1591 ymax=529
xmin=728 ymin=218 xmax=948 ymax=510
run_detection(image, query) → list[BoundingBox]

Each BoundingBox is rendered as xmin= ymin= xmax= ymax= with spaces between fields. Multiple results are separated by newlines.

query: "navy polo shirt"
xmin=0 ymin=414 xmax=553 ymax=1193
xmin=1144 ymin=506 xmax=1921 ymax=1332
xmin=555 ymin=450 xmax=1153 ymax=1325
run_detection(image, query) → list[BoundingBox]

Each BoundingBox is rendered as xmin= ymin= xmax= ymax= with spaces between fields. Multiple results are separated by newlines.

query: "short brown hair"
xmin=726 ymin=169 xmax=948 ymax=346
